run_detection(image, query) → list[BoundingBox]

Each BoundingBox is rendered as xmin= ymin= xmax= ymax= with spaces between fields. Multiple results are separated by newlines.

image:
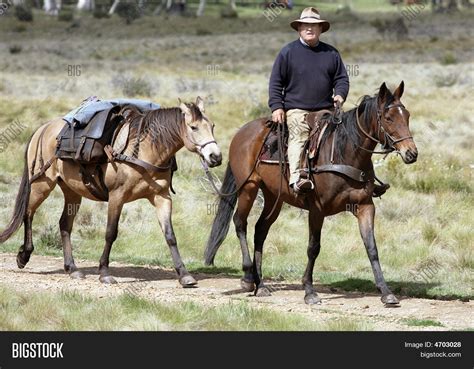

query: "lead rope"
xmin=201 ymin=125 xmax=273 ymax=198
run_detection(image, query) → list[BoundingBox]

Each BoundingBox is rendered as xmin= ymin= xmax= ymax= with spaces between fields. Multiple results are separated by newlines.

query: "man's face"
xmin=298 ymin=23 xmax=322 ymax=46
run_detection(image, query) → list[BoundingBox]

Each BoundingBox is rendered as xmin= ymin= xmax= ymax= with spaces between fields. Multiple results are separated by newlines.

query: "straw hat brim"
xmin=290 ymin=19 xmax=330 ymax=33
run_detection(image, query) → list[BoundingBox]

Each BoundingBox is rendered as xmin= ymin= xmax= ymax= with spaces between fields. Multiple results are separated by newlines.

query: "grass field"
xmin=0 ymin=284 xmax=376 ymax=331
xmin=0 ymin=2 xmax=473 ymax=330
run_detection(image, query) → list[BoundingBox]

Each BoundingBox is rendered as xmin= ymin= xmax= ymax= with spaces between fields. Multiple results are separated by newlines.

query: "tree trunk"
xmin=44 ymin=0 xmax=60 ymax=15
xmin=196 ymin=0 xmax=206 ymax=16
xmin=77 ymin=0 xmax=95 ymax=11
xmin=109 ymin=0 xmax=119 ymax=14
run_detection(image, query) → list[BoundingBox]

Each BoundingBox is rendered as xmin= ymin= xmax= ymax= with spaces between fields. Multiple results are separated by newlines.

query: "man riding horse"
xmin=269 ymin=7 xmax=389 ymax=196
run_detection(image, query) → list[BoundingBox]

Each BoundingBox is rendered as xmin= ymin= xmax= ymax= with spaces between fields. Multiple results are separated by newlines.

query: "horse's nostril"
xmin=210 ymin=153 xmax=221 ymax=162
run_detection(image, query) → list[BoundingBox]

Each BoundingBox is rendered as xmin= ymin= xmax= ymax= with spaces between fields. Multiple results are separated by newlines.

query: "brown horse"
xmin=205 ymin=82 xmax=418 ymax=305
xmin=0 ymin=97 xmax=222 ymax=286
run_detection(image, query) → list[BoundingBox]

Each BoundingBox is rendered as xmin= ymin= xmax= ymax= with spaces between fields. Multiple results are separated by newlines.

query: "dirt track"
xmin=0 ymin=253 xmax=472 ymax=331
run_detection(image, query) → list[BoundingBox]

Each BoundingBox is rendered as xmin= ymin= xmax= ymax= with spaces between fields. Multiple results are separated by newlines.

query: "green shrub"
xmin=433 ymin=72 xmax=458 ymax=87
xmin=12 ymin=24 xmax=27 ymax=32
xmin=370 ymin=17 xmax=408 ymax=41
xmin=116 ymin=2 xmax=141 ymax=24
xmin=14 ymin=5 xmax=33 ymax=22
xmin=58 ymin=9 xmax=74 ymax=22
xmin=121 ymin=77 xmax=152 ymax=97
xmin=220 ymin=5 xmax=238 ymax=18
xmin=439 ymin=52 xmax=457 ymax=65
xmin=38 ymin=225 xmax=62 ymax=250
xmin=9 ymin=45 xmax=22 ymax=54
xmin=93 ymin=6 xmax=110 ymax=19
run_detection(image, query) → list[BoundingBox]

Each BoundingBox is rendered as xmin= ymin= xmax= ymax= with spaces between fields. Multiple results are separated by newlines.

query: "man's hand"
xmin=333 ymin=95 xmax=344 ymax=107
xmin=272 ymin=108 xmax=285 ymax=124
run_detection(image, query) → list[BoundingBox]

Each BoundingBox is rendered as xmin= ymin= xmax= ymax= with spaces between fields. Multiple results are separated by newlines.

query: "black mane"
xmin=320 ymin=94 xmax=393 ymax=161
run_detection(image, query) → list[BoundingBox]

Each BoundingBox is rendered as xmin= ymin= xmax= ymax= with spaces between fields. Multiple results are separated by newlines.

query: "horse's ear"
xmin=178 ymin=98 xmax=191 ymax=115
xmin=393 ymin=80 xmax=404 ymax=100
xmin=377 ymin=82 xmax=389 ymax=105
xmin=196 ymin=96 xmax=205 ymax=112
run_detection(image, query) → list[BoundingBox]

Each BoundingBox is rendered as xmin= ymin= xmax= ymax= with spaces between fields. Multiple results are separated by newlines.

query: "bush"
xmin=93 ymin=6 xmax=110 ymax=19
xmin=38 ymin=225 xmax=62 ymax=250
xmin=370 ymin=17 xmax=408 ymax=41
xmin=115 ymin=76 xmax=153 ymax=97
xmin=439 ymin=52 xmax=457 ymax=65
xmin=9 ymin=45 xmax=22 ymax=54
xmin=433 ymin=72 xmax=459 ymax=87
xmin=220 ymin=5 xmax=238 ymax=18
xmin=116 ymin=2 xmax=141 ymax=24
xmin=58 ymin=9 xmax=74 ymax=22
xmin=14 ymin=5 xmax=33 ymax=22
xmin=12 ymin=24 xmax=27 ymax=32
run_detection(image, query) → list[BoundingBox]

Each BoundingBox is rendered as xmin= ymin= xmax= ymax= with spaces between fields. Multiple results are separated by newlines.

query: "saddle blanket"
xmin=63 ymin=96 xmax=161 ymax=128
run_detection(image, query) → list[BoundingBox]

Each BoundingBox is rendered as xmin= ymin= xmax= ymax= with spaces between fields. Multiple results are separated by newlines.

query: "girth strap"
xmin=113 ymin=153 xmax=172 ymax=173
xmin=104 ymin=145 xmax=172 ymax=174
xmin=311 ymin=164 xmax=374 ymax=183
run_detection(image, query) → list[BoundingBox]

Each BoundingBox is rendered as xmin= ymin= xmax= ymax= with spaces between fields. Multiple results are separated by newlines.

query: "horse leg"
xmin=233 ymin=181 xmax=259 ymax=292
xmin=58 ymin=181 xmax=84 ymax=279
xmin=17 ymin=180 xmax=56 ymax=269
xmin=357 ymin=203 xmax=399 ymax=305
xmin=302 ymin=209 xmax=324 ymax=305
xmin=150 ymin=193 xmax=197 ymax=287
xmin=98 ymin=194 xmax=123 ymax=284
xmin=253 ymin=190 xmax=283 ymax=297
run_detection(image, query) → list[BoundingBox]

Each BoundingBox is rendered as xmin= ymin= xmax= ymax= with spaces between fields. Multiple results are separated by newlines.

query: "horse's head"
xmin=377 ymin=81 xmax=418 ymax=164
xmin=179 ymin=97 xmax=222 ymax=168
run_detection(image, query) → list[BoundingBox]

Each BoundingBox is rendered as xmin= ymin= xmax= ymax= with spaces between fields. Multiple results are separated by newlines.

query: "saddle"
xmin=56 ymin=106 xmax=123 ymax=164
xmin=259 ymin=109 xmax=333 ymax=166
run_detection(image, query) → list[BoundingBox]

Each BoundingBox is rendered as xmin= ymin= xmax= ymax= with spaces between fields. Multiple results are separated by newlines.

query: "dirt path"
xmin=0 ymin=253 xmax=472 ymax=331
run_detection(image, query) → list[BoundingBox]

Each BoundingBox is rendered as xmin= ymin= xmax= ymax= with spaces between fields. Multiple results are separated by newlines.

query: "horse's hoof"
xmin=179 ymin=275 xmax=197 ymax=288
xmin=304 ymin=293 xmax=322 ymax=305
xmin=16 ymin=253 xmax=29 ymax=269
xmin=240 ymin=278 xmax=255 ymax=292
xmin=16 ymin=255 xmax=26 ymax=269
xmin=382 ymin=294 xmax=400 ymax=306
xmin=255 ymin=286 xmax=272 ymax=297
xmin=99 ymin=275 xmax=117 ymax=284
xmin=70 ymin=270 xmax=85 ymax=280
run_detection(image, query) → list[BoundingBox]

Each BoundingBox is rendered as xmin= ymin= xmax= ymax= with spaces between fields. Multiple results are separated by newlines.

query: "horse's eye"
xmin=190 ymin=126 xmax=198 ymax=131
xmin=385 ymin=116 xmax=393 ymax=123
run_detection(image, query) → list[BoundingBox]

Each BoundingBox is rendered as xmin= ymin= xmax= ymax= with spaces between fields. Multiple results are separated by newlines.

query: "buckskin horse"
xmin=205 ymin=82 xmax=418 ymax=305
xmin=0 ymin=97 xmax=222 ymax=287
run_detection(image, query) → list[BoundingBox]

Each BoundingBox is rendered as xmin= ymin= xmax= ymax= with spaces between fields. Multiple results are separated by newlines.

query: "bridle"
xmin=187 ymin=134 xmax=217 ymax=161
xmin=351 ymin=102 xmax=413 ymax=155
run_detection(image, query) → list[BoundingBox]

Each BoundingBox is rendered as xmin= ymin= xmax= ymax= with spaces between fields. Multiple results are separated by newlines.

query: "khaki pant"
xmin=286 ymin=108 xmax=311 ymax=186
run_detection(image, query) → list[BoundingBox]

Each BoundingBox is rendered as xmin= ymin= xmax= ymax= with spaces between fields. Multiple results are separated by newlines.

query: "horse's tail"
xmin=0 ymin=138 xmax=31 ymax=243
xmin=204 ymin=163 xmax=238 ymax=266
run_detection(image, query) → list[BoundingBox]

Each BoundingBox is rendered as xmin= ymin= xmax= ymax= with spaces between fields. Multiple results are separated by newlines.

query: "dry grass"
xmin=0 ymin=284 xmax=374 ymax=331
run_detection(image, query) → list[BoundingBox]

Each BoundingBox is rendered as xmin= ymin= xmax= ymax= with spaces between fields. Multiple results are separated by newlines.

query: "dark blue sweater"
xmin=268 ymin=40 xmax=350 ymax=112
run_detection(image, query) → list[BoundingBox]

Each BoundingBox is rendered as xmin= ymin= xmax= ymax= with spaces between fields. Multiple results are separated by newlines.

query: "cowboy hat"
xmin=290 ymin=7 xmax=330 ymax=33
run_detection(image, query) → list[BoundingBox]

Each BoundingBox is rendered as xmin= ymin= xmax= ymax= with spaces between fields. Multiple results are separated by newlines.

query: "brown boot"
xmin=291 ymin=178 xmax=314 ymax=195
xmin=373 ymin=183 xmax=390 ymax=197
